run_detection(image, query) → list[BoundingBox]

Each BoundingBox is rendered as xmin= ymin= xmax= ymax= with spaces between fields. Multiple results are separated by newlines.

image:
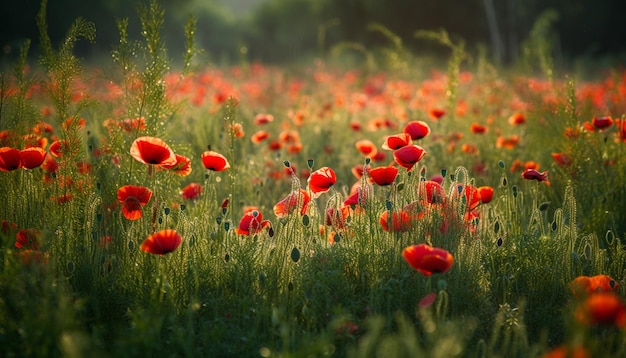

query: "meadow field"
xmin=1 ymin=2 xmax=626 ymax=357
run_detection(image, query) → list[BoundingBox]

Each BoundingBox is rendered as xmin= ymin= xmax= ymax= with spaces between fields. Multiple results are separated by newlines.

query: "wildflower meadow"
xmin=1 ymin=1 xmax=625 ymax=357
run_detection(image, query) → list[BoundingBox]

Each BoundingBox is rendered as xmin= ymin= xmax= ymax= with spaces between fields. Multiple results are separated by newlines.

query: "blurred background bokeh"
xmin=1 ymin=0 xmax=625 ymax=68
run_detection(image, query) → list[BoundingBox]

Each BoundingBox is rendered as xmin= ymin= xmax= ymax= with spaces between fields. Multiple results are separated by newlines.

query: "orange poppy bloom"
xmin=307 ymin=166 xmax=336 ymax=197
xmin=140 ymin=229 xmax=182 ymax=255
xmin=201 ymin=150 xmax=230 ymax=171
xmin=477 ymin=186 xmax=494 ymax=204
xmin=379 ymin=210 xmax=412 ymax=232
xmin=251 ymin=130 xmax=270 ymax=144
xmin=19 ymin=147 xmax=47 ymax=169
xmin=393 ymin=144 xmax=427 ymax=171
xmin=287 ymin=142 xmax=303 ymax=154
xmin=230 ymin=122 xmax=245 ymax=138
xmin=461 ymin=143 xmax=478 ymax=154
xmin=235 ymin=209 xmax=272 ymax=235
xmin=570 ymin=275 xmax=619 ymax=298
xmin=120 ymin=117 xmax=147 ymax=132
xmin=355 ymin=139 xmax=378 ymax=158
xmin=592 ymin=116 xmax=613 ymax=130
xmin=508 ymin=112 xmax=525 ymax=125
xmin=521 ymin=169 xmax=550 ymax=186
xmin=180 ymin=182 xmax=203 ymax=200
xmin=117 ymin=185 xmax=153 ymax=220
xmin=470 ymin=122 xmax=488 ymax=134
xmin=402 ymin=244 xmax=454 ymax=276
xmin=273 ymin=189 xmax=310 ymax=218
xmin=551 ymin=153 xmax=572 ymax=166
xmin=161 ymin=154 xmax=192 ymax=176
xmin=0 ymin=147 xmax=21 ymax=171
xmin=574 ymin=292 xmax=626 ymax=328
xmin=495 ymin=135 xmax=520 ymax=149
xmin=130 ymin=136 xmax=177 ymax=166
xmin=368 ymin=166 xmax=398 ymax=186
xmin=403 ymin=120 xmax=430 ymax=140
xmin=32 ymin=121 xmax=54 ymax=134
xmin=381 ymin=133 xmax=412 ymax=150
xmin=562 ymin=127 xmax=579 ymax=139
xmin=279 ymin=129 xmax=300 ymax=143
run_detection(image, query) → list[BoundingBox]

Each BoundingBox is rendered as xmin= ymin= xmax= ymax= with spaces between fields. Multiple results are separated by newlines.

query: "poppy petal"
xmin=140 ymin=229 xmax=182 ymax=255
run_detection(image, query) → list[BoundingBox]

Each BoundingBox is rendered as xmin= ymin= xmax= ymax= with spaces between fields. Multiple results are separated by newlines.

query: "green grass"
xmin=1 ymin=1 xmax=626 ymax=357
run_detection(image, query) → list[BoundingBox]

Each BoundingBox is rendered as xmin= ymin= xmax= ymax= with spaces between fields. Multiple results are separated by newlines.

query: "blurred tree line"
xmin=1 ymin=0 xmax=625 ymax=67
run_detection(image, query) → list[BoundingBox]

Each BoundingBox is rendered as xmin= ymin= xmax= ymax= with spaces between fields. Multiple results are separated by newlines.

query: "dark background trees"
xmin=1 ymin=0 xmax=625 ymax=67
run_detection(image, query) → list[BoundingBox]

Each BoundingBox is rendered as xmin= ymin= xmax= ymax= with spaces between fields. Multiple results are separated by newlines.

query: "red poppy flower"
xmin=368 ymin=166 xmax=398 ymax=186
xmin=308 ymin=166 xmax=337 ymax=197
xmin=393 ymin=145 xmax=427 ymax=171
xmin=180 ymin=182 xmax=202 ymax=200
xmin=268 ymin=140 xmax=283 ymax=151
xmin=477 ymin=186 xmax=494 ymax=204
xmin=49 ymin=140 xmax=70 ymax=158
xmin=428 ymin=108 xmax=446 ymax=120
xmin=15 ymin=228 xmax=42 ymax=250
xmin=379 ymin=210 xmax=412 ymax=232
xmin=402 ymin=244 xmax=454 ymax=276
xmin=273 ymin=189 xmax=310 ymax=218
xmin=351 ymin=164 xmax=366 ymax=179
xmin=454 ymin=184 xmax=482 ymax=211
xmin=551 ymin=153 xmax=572 ymax=166
xmin=343 ymin=183 xmax=372 ymax=207
xmin=161 ymin=154 xmax=192 ymax=176
xmin=130 ymin=136 xmax=177 ymax=166
xmin=419 ymin=292 xmax=437 ymax=309
xmin=570 ymin=275 xmax=619 ymax=298
xmin=403 ymin=121 xmax=430 ymax=140
xmin=521 ymin=169 xmax=550 ymax=186
xmin=254 ymin=113 xmax=274 ymax=125
xmin=140 ymin=229 xmax=182 ymax=255
xmin=201 ymin=150 xmax=230 ymax=171
xmin=235 ymin=209 xmax=271 ymax=235
xmin=381 ymin=133 xmax=412 ymax=150
xmin=0 ymin=147 xmax=21 ymax=171
xmin=591 ymin=116 xmax=613 ymax=130
xmin=508 ymin=112 xmax=525 ymax=125
xmin=422 ymin=180 xmax=444 ymax=204
xmin=470 ymin=123 xmax=488 ymax=134
xmin=542 ymin=344 xmax=589 ymax=358
xmin=575 ymin=292 xmax=626 ymax=328
xmin=355 ymin=139 xmax=378 ymax=158
xmin=117 ymin=185 xmax=153 ymax=220
xmin=19 ymin=147 xmax=47 ymax=169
